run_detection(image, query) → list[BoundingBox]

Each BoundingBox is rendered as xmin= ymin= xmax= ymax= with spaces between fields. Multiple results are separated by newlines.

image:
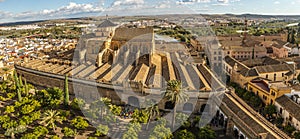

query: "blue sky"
xmin=0 ymin=0 xmax=300 ymax=23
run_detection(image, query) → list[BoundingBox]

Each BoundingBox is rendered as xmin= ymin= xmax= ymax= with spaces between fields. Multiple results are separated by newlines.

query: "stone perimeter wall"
xmin=15 ymin=65 xmax=210 ymax=113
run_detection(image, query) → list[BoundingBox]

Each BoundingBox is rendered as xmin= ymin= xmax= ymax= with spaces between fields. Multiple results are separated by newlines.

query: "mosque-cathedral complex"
xmin=15 ymin=18 xmax=224 ymax=113
xmin=14 ymin=18 xmax=295 ymax=139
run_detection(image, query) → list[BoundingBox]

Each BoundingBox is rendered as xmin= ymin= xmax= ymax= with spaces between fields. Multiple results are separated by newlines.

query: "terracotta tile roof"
xmin=276 ymin=95 xmax=300 ymax=122
xmin=112 ymin=27 xmax=154 ymax=41
xmin=255 ymin=64 xmax=293 ymax=74
xmin=97 ymin=20 xmax=117 ymax=28
xmin=241 ymin=56 xmax=281 ymax=67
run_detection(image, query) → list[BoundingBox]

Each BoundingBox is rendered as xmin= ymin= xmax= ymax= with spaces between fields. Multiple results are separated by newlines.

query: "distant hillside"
xmin=1 ymin=14 xmax=300 ymax=27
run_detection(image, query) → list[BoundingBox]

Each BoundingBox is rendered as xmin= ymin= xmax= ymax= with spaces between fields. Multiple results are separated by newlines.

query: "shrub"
xmin=284 ymin=125 xmax=296 ymax=135
xmin=5 ymin=106 xmax=15 ymax=114
xmin=110 ymin=105 xmax=122 ymax=116
xmin=0 ymin=115 xmax=10 ymax=124
xmin=149 ymin=124 xmax=172 ymax=139
xmin=5 ymin=125 xmax=27 ymax=138
xmin=176 ymin=113 xmax=190 ymax=128
xmin=95 ymin=124 xmax=109 ymax=137
xmin=131 ymin=109 xmax=149 ymax=123
xmin=70 ymin=98 xmax=85 ymax=110
xmin=175 ymin=129 xmax=196 ymax=139
xmin=2 ymin=120 xmax=18 ymax=130
xmin=21 ymin=133 xmax=38 ymax=139
xmin=63 ymin=127 xmax=77 ymax=137
xmin=0 ymin=96 xmax=7 ymax=101
xmin=33 ymin=126 xmax=49 ymax=137
xmin=6 ymin=93 xmax=16 ymax=99
xmin=71 ymin=116 xmax=89 ymax=130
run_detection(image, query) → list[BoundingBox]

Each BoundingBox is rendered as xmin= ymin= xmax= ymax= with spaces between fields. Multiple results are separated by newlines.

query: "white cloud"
xmin=217 ymin=0 xmax=229 ymax=3
xmin=274 ymin=1 xmax=280 ymax=4
xmin=112 ymin=0 xmax=144 ymax=7
xmin=155 ymin=1 xmax=171 ymax=8
xmin=0 ymin=0 xmax=4 ymax=2
xmin=176 ymin=0 xmax=211 ymax=5
xmin=1 ymin=2 xmax=104 ymax=22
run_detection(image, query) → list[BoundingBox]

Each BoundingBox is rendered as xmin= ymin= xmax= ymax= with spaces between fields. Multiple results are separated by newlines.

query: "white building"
xmin=275 ymin=95 xmax=300 ymax=130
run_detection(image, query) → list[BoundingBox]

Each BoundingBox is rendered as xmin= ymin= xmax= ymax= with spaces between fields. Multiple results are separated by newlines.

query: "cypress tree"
xmin=287 ymin=29 xmax=290 ymax=42
xmin=252 ymin=47 xmax=255 ymax=59
xmin=19 ymin=75 xmax=23 ymax=88
xmin=291 ymin=29 xmax=296 ymax=44
xmin=64 ymin=74 xmax=69 ymax=106
xmin=24 ymin=79 xmax=28 ymax=96
xmin=13 ymin=70 xmax=22 ymax=101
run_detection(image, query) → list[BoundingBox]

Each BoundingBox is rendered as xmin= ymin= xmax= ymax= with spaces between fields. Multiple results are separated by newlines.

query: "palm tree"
xmin=99 ymin=97 xmax=111 ymax=119
xmin=163 ymin=80 xmax=189 ymax=129
xmin=145 ymin=99 xmax=160 ymax=130
xmin=2 ymin=67 xmax=10 ymax=81
xmin=39 ymin=110 xmax=63 ymax=132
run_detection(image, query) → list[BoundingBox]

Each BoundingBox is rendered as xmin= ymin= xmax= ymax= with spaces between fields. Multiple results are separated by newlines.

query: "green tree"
xmin=24 ymin=79 xmax=29 ymax=96
xmin=131 ymin=109 xmax=149 ymax=123
xmin=71 ymin=98 xmax=85 ymax=110
xmin=198 ymin=126 xmax=216 ymax=139
xmin=122 ymin=122 xmax=141 ymax=139
xmin=5 ymin=125 xmax=27 ymax=139
xmin=63 ymin=127 xmax=78 ymax=137
xmin=145 ymin=99 xmax=160 ymax=130
xmin=263 ymin=105 xmax=277 ymax=117
xmin=64 ymin=75 xmax=69 ymax=106
xmin=250 ymin=96 xmax=262 ymax=108
xmin=242 ymin=91 xmax=252 ymax=101
xmin=175 ymin=112 xmax=190 ymax=128
xmin=5 ymin=105 xmax=15 ymax=114
xmin=175 ymin=129 xmax=196 ymax=139
xmin=149 ymin=124 xmax=172 ymax=139
xmin=284 ymin=125 xmax=296 ymax=135
xmin=39 ymin=110 xmax=63 ymax=132
xmin=21 ymin=133 xmax=38 ymax=139
xmin=13 ymin=70 xmax=22 ymax=101
xmin=109 ymin=104 xmax=121 ymax=116
xmin=294 ymin=131 xmax=300 ymax=139
xmin=33 ymin=126 xmax=49 ymax=137
xmin=163 ymin=80 xmax=189 ymax=129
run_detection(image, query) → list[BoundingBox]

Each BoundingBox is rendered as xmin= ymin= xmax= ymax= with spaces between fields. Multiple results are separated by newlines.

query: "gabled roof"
xmin=276 ymin=95 xmax=300 ymax=122
xmin=97 ymin=20 xmax=117 ymax=28
xmin=255 ymin=64 xmax=293 ymax=74
xmin=224 ymin=56 xmax=258 ymax=77
xmin=241 ymin=56 xmax=281 ymax=67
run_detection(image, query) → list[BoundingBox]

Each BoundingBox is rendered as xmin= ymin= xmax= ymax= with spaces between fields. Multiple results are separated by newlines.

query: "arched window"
xmin=183 ymin=103 xmax=193 ymax=112
xmin=128 ymin=96 xmax=140 ymax=108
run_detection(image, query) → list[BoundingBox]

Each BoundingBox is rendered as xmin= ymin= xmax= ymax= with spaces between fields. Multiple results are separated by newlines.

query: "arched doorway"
xmin=240 ymin=134 xmax=245 ymax=139
xmin=165 ymin=101 xmax=175 ymax=109
xmin=183 ymin=103 xmax=193 ymax=112
xmin=128 ymin=96 xmax=140 ymax=108
xmin=233 ymin=128 xmax=239 ymax=138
